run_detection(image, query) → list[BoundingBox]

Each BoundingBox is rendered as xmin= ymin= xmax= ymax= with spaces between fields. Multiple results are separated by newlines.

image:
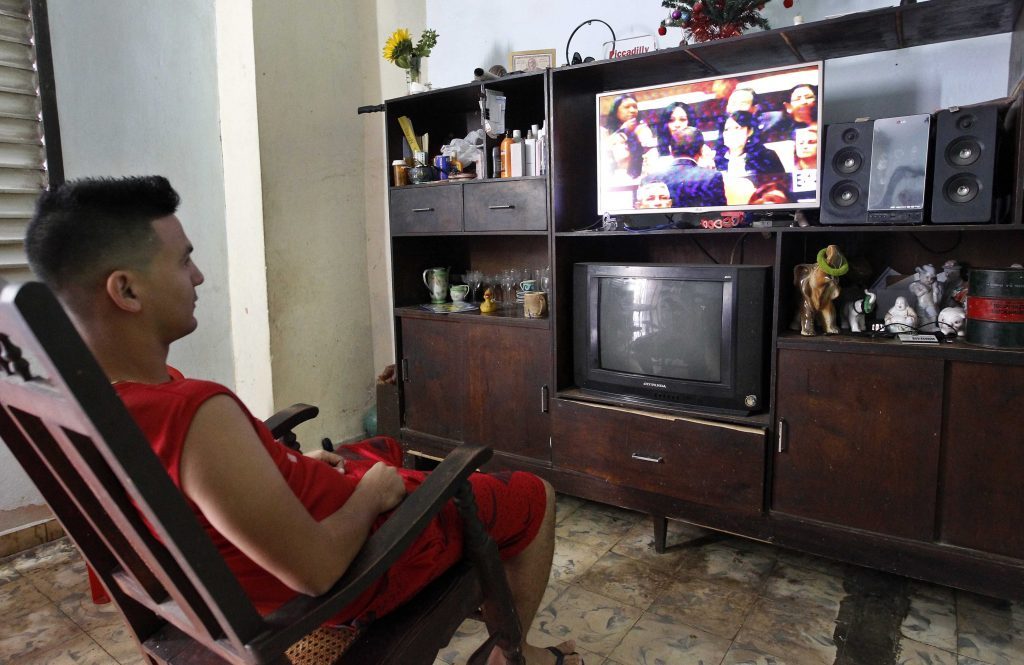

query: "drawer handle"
xmin=488 ymin=204 xmax=515 ymax=210
xmin=631 ymin=452 xmax=664 ymax=464
xmin=411 ymin=207 xmax=435 ymax=212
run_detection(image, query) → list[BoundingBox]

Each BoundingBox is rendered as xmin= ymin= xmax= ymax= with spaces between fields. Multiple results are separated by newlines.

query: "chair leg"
xmin=652 ymin=515 xmax=668 ymax=553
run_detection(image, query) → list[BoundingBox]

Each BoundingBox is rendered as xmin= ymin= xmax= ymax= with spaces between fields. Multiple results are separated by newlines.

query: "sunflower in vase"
xmin=383 ymin=28 xmax=438 ymax=93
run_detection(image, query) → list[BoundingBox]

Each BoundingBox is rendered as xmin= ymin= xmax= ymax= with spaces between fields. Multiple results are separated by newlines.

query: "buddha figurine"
xmin=479 ymin=287 xmax=498 ymax=313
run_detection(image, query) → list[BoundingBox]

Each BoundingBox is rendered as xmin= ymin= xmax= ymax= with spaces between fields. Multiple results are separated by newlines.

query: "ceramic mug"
xmin=520 ymin=279 xmax=538 ymax=292
xmin=523 ymin=291 xmax=547 ymax=319
xmin=450 ymin=284 xmax=469 ymax=302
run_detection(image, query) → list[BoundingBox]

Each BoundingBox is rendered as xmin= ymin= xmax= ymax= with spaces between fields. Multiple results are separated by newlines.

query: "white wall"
xmin=251 ymin=0 xmax=378 ymax=442
xmin=0 ymin=0 xmax=278 ymax=519
xmin=47 ymin=0 xmax=237 ymax=384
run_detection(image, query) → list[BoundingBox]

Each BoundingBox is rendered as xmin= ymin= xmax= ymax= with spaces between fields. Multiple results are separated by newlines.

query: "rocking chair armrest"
xmin=264 ymin=403 xmax=319 ymax=440
xmin=255 ymin=444 xmax=494 ymax=650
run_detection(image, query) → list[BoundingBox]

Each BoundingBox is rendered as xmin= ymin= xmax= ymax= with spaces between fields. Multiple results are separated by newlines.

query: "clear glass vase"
xmin=406 ymin=56 xmax=428 ymax=94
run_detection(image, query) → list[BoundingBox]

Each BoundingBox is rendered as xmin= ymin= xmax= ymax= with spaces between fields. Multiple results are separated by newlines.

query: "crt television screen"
xmin=598 ymin=276 xmax=723 ymax=383
xmin=596 ymin=62 xmax=822 ymax=215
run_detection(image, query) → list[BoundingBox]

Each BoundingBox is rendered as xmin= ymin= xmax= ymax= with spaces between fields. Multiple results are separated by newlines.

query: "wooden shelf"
xmin=394 ymin=305 xmax=550 ymax=329
xmin=776 ymin=330 xmax=1024 ymax=364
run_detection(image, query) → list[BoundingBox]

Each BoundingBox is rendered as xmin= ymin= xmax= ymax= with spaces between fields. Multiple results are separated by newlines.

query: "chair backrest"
xmin=0 ymin=281 xmax=269 ymax=663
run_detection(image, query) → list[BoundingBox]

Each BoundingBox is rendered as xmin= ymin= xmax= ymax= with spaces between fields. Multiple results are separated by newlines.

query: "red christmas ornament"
xmin=783 ymin=0 xmax=794 ymax=7
xmin=693 ymin=2 xmax=703 ymax=15
xmin=658 ymin=24 xmax=667 ymax=36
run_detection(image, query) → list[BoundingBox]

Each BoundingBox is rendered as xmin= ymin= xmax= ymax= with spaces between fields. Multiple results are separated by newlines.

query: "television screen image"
xmin=574 ymin=263 xmax=769 ymax=415
xmin=596 ymin=62 xmax=822 ymax=216
xmin=598 ymin=276 xmax=723 ymax=383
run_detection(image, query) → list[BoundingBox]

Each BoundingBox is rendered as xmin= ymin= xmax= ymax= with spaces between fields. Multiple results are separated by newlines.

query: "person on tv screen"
xmin=714 ymin=110 xmax=786 ymax=203
xmin=780 ymin=83 xmax=818 ymax=136
xmin=644 ymin=126 xmax=726 ymax=209
xmin=604 ymin=94 xmax=657 ymax=180
xmin=789 ymin=124 xmax=819 ymax=200
xmin=635 ymin=180 xmax=674 ymax=209
xmin=749 ymin=179 xmax=794 ymax=205
xmin=725 ymin=84 xmax=784 ymax=137
xmin=654 ymin=101 xmax=715 ymax=169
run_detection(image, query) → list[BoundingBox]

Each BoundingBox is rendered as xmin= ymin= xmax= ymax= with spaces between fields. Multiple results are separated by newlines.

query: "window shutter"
xmin=0 ymin=0 xmax=60 ymax=281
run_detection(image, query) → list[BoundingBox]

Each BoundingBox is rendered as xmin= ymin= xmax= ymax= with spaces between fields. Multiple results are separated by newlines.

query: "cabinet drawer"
xmin=390 ymin=185 xmax=463 ymax=234
xmin=464 ymin=179 xmax=546 ymax=231
xmin=552 ymin=400 xmax=766 ymax=514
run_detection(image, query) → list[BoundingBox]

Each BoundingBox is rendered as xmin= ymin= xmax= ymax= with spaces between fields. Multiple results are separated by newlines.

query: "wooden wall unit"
xmin=383 ymin=0 xmax=1024 ymax=601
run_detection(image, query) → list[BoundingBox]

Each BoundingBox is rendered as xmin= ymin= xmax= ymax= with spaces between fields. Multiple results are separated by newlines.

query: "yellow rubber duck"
xmin=479 ymin=287 xmax=498 ymax=313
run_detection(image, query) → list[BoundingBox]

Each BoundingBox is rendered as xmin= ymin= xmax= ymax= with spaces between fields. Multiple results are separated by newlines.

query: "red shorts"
xmin=332 ymin=437 xmax=548 ymax=627
xmin=88 ymin=436 xmax=548 ymax=628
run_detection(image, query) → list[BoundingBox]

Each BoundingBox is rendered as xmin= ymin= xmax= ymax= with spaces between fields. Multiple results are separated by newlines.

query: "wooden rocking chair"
xmin=0 ymin=280 xmax=525 ymax=664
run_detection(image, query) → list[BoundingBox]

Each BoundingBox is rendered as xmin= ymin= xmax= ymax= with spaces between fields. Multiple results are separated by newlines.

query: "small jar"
xmin=392 ymin=159 xmax=409 ymax=187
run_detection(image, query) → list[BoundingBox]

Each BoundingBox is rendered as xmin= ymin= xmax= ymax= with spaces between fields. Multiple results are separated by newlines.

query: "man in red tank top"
xmin=25 ymin=176 xmax=582 ymax=665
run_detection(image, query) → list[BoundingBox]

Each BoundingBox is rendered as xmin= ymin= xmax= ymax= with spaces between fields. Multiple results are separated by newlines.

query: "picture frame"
xmin=509 ymin=49 xmax=556 ymax=73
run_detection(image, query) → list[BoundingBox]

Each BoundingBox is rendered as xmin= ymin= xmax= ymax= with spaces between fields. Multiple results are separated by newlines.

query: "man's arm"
xmin=179 ymin=395 xmax=406 ymax=596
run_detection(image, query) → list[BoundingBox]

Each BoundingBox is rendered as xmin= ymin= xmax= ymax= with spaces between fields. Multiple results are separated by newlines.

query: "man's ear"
xmin=105 ymin=270 xmax=142 ymax=313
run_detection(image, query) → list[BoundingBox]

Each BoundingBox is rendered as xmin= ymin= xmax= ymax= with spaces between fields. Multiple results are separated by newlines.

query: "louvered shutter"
xmin=0 ymin=0 xmax=60 ymax=281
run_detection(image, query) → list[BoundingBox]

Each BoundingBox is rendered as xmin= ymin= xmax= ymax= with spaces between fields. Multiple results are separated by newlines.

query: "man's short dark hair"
xmin=26 ymin=176 xmax=180 ymax=292
xmin=671 ymin=126 xmax=705 ymax=160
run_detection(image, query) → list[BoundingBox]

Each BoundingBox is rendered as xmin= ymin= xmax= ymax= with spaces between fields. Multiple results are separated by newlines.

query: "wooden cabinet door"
xmin=399 ymin=318 xmax=465 ymax=441
xmin=463 ymin=326 xmax=551 ymax=461
xmin=772 ymin=349 xmax=943 ymax=540
xmin=940 ymin=361 xmax=1024 ymax=559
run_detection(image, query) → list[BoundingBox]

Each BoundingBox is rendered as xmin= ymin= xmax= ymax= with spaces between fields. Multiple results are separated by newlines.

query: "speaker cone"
xmin=944 ymin=174 xmax=979 ymax=204
xmin=833 ymin=148 xmax=863 ymax=174
xmin=946 ymin=137 xmax=981 ymax=167
xmin=841 ymin=127 xmax=860 ymax=143
xmin=831 ymin=181 xmax=860 ymax=208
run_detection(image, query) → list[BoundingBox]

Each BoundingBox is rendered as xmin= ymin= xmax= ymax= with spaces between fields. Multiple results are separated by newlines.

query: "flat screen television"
xmin=574 ymin=263 xmax=770 ymax=415
xmin=596 ymin=62 xmax=822 ymax=216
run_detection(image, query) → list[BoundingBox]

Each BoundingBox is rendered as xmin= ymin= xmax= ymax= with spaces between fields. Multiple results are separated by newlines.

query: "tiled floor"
xmin=2 ymin=496 xmax=1023 ymax=665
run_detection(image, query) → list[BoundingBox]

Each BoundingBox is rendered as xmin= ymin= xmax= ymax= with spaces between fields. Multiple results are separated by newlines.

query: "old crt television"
xmin=574 ymin=263 xmax=770 ymax=414
xmin=596 ymin=62 xmax=822 ymax=215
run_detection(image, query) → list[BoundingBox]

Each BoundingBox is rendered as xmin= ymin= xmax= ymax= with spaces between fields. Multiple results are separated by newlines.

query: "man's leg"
xmin=489 ymin=480 xmax=581 ymax=665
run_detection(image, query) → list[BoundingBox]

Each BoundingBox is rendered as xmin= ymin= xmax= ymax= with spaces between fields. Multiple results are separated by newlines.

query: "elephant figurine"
xmin=792 ymin=244 xmax=848 ymax=336
xmin=843 ymin=290 xmax=877 ymax=332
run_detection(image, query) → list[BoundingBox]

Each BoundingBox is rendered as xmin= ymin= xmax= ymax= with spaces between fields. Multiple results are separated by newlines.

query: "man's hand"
xmin=305 ymin=449 xmax=344 ymax=470
xmin=359 ymin=461 xmax=406 ymax=513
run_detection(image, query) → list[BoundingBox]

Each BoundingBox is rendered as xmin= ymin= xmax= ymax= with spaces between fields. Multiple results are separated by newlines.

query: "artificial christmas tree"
xmin=659 ymin=0 xmax=773 ymax=43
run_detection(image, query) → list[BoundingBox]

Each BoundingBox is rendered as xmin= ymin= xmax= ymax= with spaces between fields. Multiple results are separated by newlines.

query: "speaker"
xmin=820 ymin=121 xmax=873 ymax=225
xmin=866 ymin=114 xmax=932 ymax=224
xmin=930 ymin=103 xmax=1004 ymax=224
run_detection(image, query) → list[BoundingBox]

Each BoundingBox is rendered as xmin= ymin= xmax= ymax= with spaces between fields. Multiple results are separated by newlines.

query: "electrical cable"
xmin=690 ymin=236 xmax=719 ymax=264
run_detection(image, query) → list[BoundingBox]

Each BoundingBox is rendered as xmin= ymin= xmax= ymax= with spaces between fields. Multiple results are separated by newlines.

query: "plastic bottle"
xmin=524 ymin=125 xmax=538 ymax=176
xmin=536 ymin=121 xmax=547 ymax=176
xmin=510 ymin=129 xmax=524 ymax=177
xmin=499 ymin=130 xmax=514 ymax=178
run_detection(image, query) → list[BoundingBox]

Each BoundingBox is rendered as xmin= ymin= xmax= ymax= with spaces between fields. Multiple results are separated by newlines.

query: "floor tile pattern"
xmin=1 ymin=496 xmax=1023 ymax=665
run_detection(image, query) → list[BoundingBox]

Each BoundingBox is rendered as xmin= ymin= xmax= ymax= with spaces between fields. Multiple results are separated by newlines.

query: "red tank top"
xmin=114 ymin=368 xmax=363 ymax=614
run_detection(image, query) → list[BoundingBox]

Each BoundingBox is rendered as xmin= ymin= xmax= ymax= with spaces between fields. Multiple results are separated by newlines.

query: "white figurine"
xmin=937 ymin=306 xmax=967 ymax=337
xmin=885 ymin=296 xmax=919 ymax=332
xmin=842 ymin=290 xmax=877 ymax=332
xmin=908 ymin=264 xmax=944 ymax=328
xmin=941 ymin=260 xmax=964 ymax=309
